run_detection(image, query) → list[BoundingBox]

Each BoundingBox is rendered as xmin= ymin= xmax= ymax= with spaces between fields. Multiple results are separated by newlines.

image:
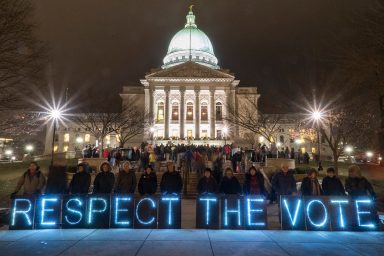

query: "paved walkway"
xmin=0 ymin=229 xmax=383 ymax=256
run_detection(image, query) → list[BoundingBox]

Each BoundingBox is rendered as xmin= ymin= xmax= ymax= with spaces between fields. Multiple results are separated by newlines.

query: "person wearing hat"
xmin=322 ymin=167 xmax=346 ymax=196
xmin=93 ymin=162 xmax=115 ymax=194
xmin=300 ymin=168 xmax=323 ymax=196
xmin=160 ymin=164 xmax=182 ymax=194
xmin=138 ymin=165 xmax=158 ymax=195
xmin=197 ymin=168 xmax=218 ymax=194
xmin=115 ymin=161 xmax=137 ymax=194
xmin=68 ymin=163 xmax=91 ymax=194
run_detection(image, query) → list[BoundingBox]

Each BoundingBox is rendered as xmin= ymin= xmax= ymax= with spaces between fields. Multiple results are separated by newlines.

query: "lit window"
xmin=63 ymin=146 xmax=68 ymax=152
xmin=186 ymin=102 xmax=193 ymax=121
xmin=64 ymin=133 xmax=70 ymax=142
xmin=312 ymin=147 xmax=316 ymax=153
xmin=187 ymin=129 xmax=193 ymax=139
xmin=105 ymin=135 xmax=110 ymax=145
xmin=172 ymin=129 xmax=178 ymax=138
xmin=301 ymin=147 xmax=306 ymax=153
xmin=201 ymin=130 xmax=208 ymax=138
xmin=85 ymin=134 xmax=90 ymax=142
xmin=172 ymin=102 xmax=179 ymax=121
xmin=201 ymin=103 xmax=208 ymax=121
xmin=53 ymin=145 xmax=58 ymax=152
xmin=216 ymin=102 xmax=222 ymax=121
xmin=157 ymin=102 xmax=164 ymax=122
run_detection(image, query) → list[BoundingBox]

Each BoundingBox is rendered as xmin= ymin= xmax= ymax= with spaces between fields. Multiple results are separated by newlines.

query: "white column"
xmin=180 ymin=87 xmax=185 ymax=139
xmin=209 ymin=88 xmax=215 ymax=139
xmin=149 ymin=87 xmax=154 ymax=124
xmin=194 ymin=88 xmax=200 ymax=139
xmin=164 ymin=87 xmax=170 ymax=139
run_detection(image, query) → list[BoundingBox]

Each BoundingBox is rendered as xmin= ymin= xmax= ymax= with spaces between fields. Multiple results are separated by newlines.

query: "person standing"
xmin=68 ymin=163 xmax=91 ymax=194
xmin=300 ymin=168 xmax=323 ymax=196
xmin=138 ymin=166 xmax=157 ymax=195
xmin=219 ymin=168 xmax=242 ymax=195
xmin=197 ymin=168 xmax=218 ymax=194
xmin=160 ymin=165 xmax=182 ymax=194
xmin=93 ymin=162 xmax=115 ymax=194
xmin=322 ymin=167 xmax=346 ymax=196
xmin=271 ymin=163 xmax=297 ymax=200
xmin=11 ymin=161 xmax=46 ymax=197
xmin=345 ymin=165 xmax=376 ymax=199
xmin=243 ymin=166 xmax=265 ymax=196
xmin=115 ymin=161 xmax=137 ymax=194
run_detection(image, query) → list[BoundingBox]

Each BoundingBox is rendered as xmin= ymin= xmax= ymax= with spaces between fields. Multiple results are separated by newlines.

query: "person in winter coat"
xmin=322 ymin=167 xmax=346 ymax=196
xmin=160 ymin=165 xmax=182 ymax=194
xmin=93 ymin=162 xmax=115 ymax=194
xmin=69 ymin=163 xmax=91 ymax=194
xmin=243 ymin=166 xmax=265 ymax=196
xmin=115 ymin=161 xmax=137 ymax=194
xmin=11 ymin=161 xmax=46 ymax=197
xmin=345 ymin=165 xmax=376 ymax=199
xmin=300 ymin=168 xmax=323 ymax=196
xmin=271 ymin=163 xmax=297 ymax=200
xmin=219 ymin=168 xmax=242 ymax=195
xmin=197 ymin=168 xmax=218 ymax=194
xmin=138 ymin=166 xmax=157 ymax=195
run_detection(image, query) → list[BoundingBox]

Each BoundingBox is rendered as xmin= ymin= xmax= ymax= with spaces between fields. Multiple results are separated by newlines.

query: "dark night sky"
xmin=33 ymin=0 xmax=371 ymax=112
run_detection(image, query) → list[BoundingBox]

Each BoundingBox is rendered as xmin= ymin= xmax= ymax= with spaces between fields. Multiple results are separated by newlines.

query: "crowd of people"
xmin=11 ymin=160 xmax=376 ymax=204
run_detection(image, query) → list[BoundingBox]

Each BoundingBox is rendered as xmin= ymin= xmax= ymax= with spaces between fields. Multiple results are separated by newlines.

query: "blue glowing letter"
xmin=40 ymin=198 xmax=58 ymax=226
xmin=355 ymin=199 xmax=375 ymax=228
xmin=199 ymin=198 xmax=217 ymax=225
xmin=306 ymin=200 xmax=328 ymax=227
xmin=136 ymin=198 xmax=156 ymax=225
xmin=11 ymin=199 xmax=32 ymax=226
xmin=224 ymin=199 xmax=241 ymax=226
xmin=88 ymin=198 xmax=107 ymax=224
xmin=64 ymin=198 xmax=83 ymax=225
xmin=330 ymin=200 xmax=348 ymax=228
xmin=246 ymin=198 xmax=265 ymax=226
xmin=161 ymin=197 xmax=179 ymax=225
xmin=283 ymin=199 xmax=301 ymax=226
xmin=114 ymin=197 xmax=131 ymax=225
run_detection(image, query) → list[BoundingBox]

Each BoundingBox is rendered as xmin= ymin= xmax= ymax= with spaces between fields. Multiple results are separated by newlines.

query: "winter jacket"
xmin=219 ymin=176 xmax=242 ymax=195
xmin=69 ymin=171 xmax=91 ymax=194
xmin=115 ymin=170 xmax=137 ymax=194
xmin=271 ymin=170 xmax=297 ymax=198
xmin=322 ymin=176 xmax=346 ymax=196
xmin=160 ymin=171 xmax=182 ymax=194
xmin=243 ymin=172 xmax=265 ymax=196
xmin=197 ymin=177 xmax=218 ymax=194
xmin=300 ymin=177 xmax=323 ymax=196
xmin=138 ymin=172 xmax=157 ymax=195
xmin=93 ymin=171 xmax=115 ymax=194
xmin=14 ymin=170 xmax=46 ymax=195
xmin=345 ymin=177 xmax=376 ymax=199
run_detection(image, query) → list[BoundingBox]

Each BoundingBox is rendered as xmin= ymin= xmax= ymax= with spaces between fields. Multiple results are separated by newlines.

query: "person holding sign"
xmin=160 ymin=165 xmax=182 ymax=194
xmin=115 ymin=161 xmax=137 ymax=194
xmin=197 ymin=168 xmax=218 ymax=194
xmin=68 ymin=163 xmax=91 ymax=194
xmin=138 ymin=166 xmax=157 ymax=195
xmin=93 ymin=162 xmax=115 ymax=193
xmin=322 ymin=167 xmax=346 ymax=196
xmin=345 ymin=165 xmax=376 ymax=199
xmin=243 ymin=166 xmax=265 ymax=196
xmin=219 ymin=168 xmax=241 ymax=195
xmin=11 ymin=161 xmax=46 ymax=197
xmin=271 ymin=163 xmax=297 ymax=199
xmin=300 ymin=168 xmax=323 ymax=196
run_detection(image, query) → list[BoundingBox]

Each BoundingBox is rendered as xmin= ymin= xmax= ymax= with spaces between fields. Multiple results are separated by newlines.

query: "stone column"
xmin=230 ymin=88 xmax=239 ymax=138
xmin=194 ymin=88 xmax=200 ymax=139
xmin=180 ymin=87 xmax=186 ymax=139
xmin=209 ymin=88 xmax=215 ymax=139
xmin=164 ymin=87 xmax=170 ymax=139
xmin=149 ymin=87 xmax=154 ymax=125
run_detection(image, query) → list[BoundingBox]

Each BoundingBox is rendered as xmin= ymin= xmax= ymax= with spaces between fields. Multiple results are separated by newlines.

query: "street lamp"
xmin=311 ymin=110 xmax=324 ymax=170
xmin=222 ymin=126 xmax=228 ymax=145
xmin=25 ymin=145 xmax=34 ymax=154
xmin=76 ymin=137 xmax=84 ymax=144
xmin=49 ymin=108 xmax=62 ymax=166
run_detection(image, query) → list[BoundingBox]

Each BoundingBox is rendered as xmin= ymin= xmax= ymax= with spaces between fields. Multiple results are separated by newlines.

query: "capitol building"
xmin=44 ymin=9 xmax=330 ymax=158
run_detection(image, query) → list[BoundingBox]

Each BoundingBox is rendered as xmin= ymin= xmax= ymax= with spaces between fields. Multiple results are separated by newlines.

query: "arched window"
xmin=172 ymin=102 xmax=179 ymax=121
xmin=186 ymin=102 xmax=193 ymax=120
xmin=216 ymin=102 xmax=222 ymax=121
xmin=157 ymin=102 xmax=164 ymax=122
xmin=201 ymin=102 xmax=208 ymax=121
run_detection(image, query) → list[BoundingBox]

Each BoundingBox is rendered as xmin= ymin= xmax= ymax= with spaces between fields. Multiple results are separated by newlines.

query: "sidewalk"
xmin=0 ymin=229 xmax=383 ymax=256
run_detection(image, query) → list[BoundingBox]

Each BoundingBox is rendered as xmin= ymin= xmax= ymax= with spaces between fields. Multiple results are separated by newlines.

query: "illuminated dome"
xmin=162 ymin=9 xmax=219 ymax=69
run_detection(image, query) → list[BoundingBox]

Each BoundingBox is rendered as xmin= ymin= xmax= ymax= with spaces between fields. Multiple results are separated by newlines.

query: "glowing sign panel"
xmin=196 ymin=194 xmax=219 ymax=229
xmin=34 ymin=195 xmax=61 ymax=229
xmin=62 ymin=195 xmax=86 ymax=229
xmin=9 ymin=196 xmax=35 ymax=230
xmin=158 ymin=195 xmax=181 ymax=229
xmin=304 ymin=197 xmax=330 ymax=231
xmin=134 ymin=196 xmax=158 ymax=229
xmin=244 ymin=196 xmax=267 ymax=230
xmin=86 ymin=195 xmax=110 ymax=228
xmin=280 ymin=196 xmax=305 ymax=230
xmin=221 ymin=195 xmax=244 ymax=229
xmin=110 ymin=194 xmax=134 ymax=228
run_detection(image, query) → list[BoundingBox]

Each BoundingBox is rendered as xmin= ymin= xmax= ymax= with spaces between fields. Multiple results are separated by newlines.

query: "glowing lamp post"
xmin=49 ymin=109 xmax=62 ymax=166
xmin=311 ymin=110 xmax=323 ymax=170
xmin=25 ymin=145 xmax=34 ymax=155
